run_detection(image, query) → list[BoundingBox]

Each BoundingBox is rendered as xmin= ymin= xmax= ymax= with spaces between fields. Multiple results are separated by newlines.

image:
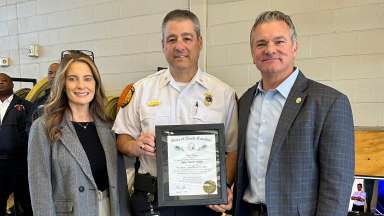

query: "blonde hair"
xmin=44 ymin=51 xmax=109 ymax=142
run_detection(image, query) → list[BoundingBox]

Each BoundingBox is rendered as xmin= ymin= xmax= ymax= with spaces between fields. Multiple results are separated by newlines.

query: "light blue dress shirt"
xmin=243 ymin=69 xmax=299 ymax=204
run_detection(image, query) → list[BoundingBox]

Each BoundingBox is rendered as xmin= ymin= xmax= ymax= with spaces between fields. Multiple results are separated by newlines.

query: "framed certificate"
xmin=155 ymin=123 xmax=227 ymax=207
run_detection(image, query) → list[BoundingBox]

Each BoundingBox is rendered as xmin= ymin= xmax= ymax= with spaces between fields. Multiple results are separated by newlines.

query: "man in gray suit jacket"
xmin=232 ymin=11 xmax=355 ymax=216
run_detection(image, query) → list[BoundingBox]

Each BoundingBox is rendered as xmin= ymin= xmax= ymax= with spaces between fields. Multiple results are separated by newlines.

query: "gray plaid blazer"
xmin=28 ymin=111 xmax=131 ymax=215
xmin=233 ymin=71 xmax=355 ymax=216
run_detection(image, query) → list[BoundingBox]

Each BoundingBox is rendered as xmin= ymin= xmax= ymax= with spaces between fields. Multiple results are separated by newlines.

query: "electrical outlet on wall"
xmin=0 ymin=57 xmax=10 ymax=67
xmin=28 ymin=44 xmax=39 ymax=57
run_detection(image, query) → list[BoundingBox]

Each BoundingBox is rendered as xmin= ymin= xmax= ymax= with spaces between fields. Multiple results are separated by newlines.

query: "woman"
xmin=28 ymin=50 xmax=130 ymax=215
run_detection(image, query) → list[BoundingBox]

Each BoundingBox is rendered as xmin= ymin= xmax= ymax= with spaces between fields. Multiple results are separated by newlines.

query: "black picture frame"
xmin=155 ymin=123 xmax=227 ymax=207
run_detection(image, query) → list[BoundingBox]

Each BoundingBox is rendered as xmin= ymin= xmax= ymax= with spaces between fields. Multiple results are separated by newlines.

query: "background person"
xmin=27 ymin=50 xmax=130 ymax=215
xmin=31 ymin=62 xmax=59 ymax=120
xmin=351 ymin=183 xmax=366 ymax=212
xmin=0 ymin=72 xmax=33 ymax=216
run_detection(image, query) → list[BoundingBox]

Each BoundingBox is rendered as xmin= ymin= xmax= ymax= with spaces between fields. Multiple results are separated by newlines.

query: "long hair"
xmin=44 ymin=51 xmax=108 ymax=142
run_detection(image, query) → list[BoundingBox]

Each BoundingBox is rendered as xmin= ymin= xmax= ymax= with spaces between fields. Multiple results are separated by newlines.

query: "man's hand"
xmin=116 ymin=133 xmax=156 ymax=157
xmin=208 ymin=187 xmax=233 ymax=213
xmin=137 ymin=132 xmax=156 ymax=156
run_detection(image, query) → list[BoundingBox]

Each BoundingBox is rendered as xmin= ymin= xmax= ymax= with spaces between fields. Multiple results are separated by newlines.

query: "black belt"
xmin=249 ymin=203 xmax=267 ymax=211
xmin=244 ymin=201 xmax=268 ymax=216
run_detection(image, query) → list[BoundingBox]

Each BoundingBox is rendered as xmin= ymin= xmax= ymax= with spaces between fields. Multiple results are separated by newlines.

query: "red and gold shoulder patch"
xmin=117 ymin=83 xmax=135 ymax=111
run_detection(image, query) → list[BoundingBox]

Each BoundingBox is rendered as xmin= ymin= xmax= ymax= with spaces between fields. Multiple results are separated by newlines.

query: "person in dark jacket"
xmin=232 ymin=11 xmax=354 ymax=216
xmin=0 ymin=72 xmax=33 ymax=215
xmin=31 ymin=62 xmax=59 ymax=121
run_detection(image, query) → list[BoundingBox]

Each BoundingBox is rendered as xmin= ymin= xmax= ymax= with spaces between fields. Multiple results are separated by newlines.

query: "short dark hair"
xmin=162 ymin=9 xmax=201 ymax=40
xmin=357 ymin=183 xmax=363 ymax=186
xmin=250 ymin=10 xmax=297 ymax=46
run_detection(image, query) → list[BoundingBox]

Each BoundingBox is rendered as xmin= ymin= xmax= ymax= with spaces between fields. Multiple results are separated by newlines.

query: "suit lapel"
xmin=239 ymin=85 xmax=258 ymax=141
xmin=95 ymin=120 xmax=118 ymax=213
xmin=59 ymin=111 xmax=97 ymax=189
xmin=237 ymin=84 xmax=258 ymax=195
xmin=267 ymin=72 xmax=309 ymax=170
xmin=95 ymin=120 xmax=117 ymax=190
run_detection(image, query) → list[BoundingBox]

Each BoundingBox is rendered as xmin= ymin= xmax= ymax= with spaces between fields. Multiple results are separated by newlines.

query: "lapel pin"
xmin=204 ymin=92 xmax=213 ymax=106
xmin=296 ymin=97 xmax=302 ymax=104
xmin=147 ymin=99 xmax=160 ymax=107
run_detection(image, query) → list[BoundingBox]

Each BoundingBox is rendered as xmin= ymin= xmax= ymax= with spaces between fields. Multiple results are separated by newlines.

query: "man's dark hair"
xmin=250 ymin=10 xmax=297 ymax=46
xmin=162 ymin=9 xmax=201 ymax=40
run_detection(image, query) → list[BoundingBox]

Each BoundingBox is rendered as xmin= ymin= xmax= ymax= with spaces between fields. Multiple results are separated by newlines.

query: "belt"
xmin=244 ymin=201 xmax=268 ymax=215
xmin=97 ymin=190 xmax=109 ymax=200
xmin=247 ymin=203 xmax=267 ymax=211
xmin=251 ymin=203 xmax=267 ymax=211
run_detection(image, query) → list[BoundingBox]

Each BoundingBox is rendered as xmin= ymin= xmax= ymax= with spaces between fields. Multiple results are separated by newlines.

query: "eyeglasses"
xmin=60 ymin=50 xmax=95 ymax=61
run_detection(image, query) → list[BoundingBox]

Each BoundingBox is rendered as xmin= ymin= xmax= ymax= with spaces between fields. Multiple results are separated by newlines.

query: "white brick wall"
xmin=0 ymin=0 xmax=188 ymax=96
xmin=0 ymin=0 xmax=383 ymax=126
xmin=206 ymin=0 xmax=384 ymax=126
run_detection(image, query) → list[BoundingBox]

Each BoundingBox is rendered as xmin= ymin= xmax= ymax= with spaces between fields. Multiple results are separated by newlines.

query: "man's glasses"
xmin=60 ymin=50 xmax=95 ymax=61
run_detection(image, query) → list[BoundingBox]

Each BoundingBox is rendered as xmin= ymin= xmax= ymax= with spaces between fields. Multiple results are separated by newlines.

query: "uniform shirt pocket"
xmin=140 ymin=112 xmax=155 ymax=133
xmin=140 ymin=109 xmax=170 ymax=134
xmin=192 ymin=106 xmax=223 ymax=124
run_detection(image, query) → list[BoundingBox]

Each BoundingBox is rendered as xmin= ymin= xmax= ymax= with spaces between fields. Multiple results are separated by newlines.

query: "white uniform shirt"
xmin=352 ymin=191 xmax=366 ymax=206
xmin=0 ymin=94 xmax=13 ymax=123
xmin=113 ymin=68 xmax=238 ymax=176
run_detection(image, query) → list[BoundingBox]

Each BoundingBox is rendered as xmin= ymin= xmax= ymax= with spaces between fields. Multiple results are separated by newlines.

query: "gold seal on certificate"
xmin=203 ymin=180 xmax=217 ymax=194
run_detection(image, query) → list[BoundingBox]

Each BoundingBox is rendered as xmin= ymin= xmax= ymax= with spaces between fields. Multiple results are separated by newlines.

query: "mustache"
xmin=262 ymin=57 xmax=280 ymax=61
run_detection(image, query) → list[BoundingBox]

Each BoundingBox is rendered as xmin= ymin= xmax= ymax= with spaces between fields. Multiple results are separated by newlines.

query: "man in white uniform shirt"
xmin=113 ymin=9 xmax=238 ymax=216
xmin=351 ymin=183 xmax=366 ymax=212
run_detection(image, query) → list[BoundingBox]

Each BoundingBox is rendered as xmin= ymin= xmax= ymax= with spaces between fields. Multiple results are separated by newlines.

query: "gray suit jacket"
xmin=28 ymin=111 xmax=131 ymax=215
xmin=233 ymin=72 xmax=355 ymax=216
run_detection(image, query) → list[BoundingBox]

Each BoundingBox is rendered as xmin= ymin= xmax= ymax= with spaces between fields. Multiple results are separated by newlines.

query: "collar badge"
xmin=204 ymin=92 xmax=213 ymax=106
xmin=296 ymin=97 xmax=302 ymax=104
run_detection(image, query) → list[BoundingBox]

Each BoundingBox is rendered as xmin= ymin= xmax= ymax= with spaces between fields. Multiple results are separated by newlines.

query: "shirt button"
xmin=78 ymin=186 xmax=85 ymax=192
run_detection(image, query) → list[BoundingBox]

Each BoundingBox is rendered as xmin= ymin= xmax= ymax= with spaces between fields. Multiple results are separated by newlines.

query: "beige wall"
xmin=206 ymin=0 xmax=384 ymax=127
xmin=0 ymin=0 xmax=188 ymax=95
xmin=0 ymin=0 xmax=383 ymax=126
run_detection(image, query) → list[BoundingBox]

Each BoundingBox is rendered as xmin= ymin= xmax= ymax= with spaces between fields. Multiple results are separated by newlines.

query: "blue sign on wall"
xmin=378 ymin=180 xmax=384 ymax=213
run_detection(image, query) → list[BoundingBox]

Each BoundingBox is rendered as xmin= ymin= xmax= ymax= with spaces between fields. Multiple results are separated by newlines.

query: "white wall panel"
xmin=205 ymin=0 xmax=384 ymax=126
